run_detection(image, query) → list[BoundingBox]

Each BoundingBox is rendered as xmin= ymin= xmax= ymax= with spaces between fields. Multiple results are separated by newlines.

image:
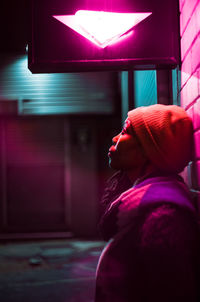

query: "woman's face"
xmin=108 ymin=119 xmax=146 ymax=170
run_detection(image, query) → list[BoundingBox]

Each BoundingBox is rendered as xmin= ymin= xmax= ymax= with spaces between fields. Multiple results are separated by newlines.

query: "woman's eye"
xmin=121 ymin=127 xmax=128 ymax=135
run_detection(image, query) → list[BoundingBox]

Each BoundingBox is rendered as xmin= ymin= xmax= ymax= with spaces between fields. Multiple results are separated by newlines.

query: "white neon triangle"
xmin=53 ymin=10 xmax=152 ymax=48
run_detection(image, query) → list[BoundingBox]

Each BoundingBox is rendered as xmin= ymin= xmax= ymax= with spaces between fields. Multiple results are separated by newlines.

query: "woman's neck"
xmin=125 ymin=162 xmax=157 ymax=185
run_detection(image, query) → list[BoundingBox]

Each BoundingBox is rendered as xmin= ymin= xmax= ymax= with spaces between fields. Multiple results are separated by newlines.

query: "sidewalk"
xmin=0 ymin=239 xmax=105 ymax=302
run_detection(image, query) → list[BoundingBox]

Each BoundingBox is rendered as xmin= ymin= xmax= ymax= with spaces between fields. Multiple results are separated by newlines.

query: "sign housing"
xmin=29 ymin=0 xmax=180 ymax=73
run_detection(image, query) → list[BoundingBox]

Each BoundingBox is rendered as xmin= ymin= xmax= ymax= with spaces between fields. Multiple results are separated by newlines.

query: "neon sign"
xmin=53 ymin=10 xmax=152 ymax=48
xmin=29 ymin=0 xmax=180 ymax=73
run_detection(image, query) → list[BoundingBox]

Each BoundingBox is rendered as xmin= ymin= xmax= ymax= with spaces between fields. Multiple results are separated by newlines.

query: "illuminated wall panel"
xmin=0 ymin=55 xmax=117 ymax=115
xmin=134 ymin=70 xmax=157 ymax=107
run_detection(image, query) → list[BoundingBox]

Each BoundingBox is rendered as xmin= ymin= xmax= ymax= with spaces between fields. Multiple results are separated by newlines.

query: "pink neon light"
xmin=53 ymin=10 xmax=152 ymax=48
xmin=107 ymin=30 xmax=134 ymax=47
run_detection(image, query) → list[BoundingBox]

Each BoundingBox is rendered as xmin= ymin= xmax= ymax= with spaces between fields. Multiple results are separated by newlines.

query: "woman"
xmin=95 ymin=104 xmax=199 ymax=302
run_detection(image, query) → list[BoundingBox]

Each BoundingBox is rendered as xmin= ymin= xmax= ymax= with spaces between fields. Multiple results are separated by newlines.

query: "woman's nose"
xmin=112 ymin=134 xmax=120 ymax=144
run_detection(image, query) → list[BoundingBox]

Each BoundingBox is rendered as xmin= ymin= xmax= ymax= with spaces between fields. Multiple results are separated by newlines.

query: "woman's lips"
xmin=108 ymin=146 xmax=116 ymax=157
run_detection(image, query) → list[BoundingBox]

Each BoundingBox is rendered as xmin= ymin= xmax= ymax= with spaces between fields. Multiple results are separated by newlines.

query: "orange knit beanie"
xmin=128 ymin=104 xmax=193 ymax=173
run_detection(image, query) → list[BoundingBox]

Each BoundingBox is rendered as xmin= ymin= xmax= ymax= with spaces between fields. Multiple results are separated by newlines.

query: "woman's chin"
xmin=109 ymin=159 xmax=120 ymax=170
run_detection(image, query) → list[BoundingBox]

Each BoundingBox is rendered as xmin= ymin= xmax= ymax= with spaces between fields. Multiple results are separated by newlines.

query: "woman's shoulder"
xmin=139 ymin=203 xmax=199 ymax=250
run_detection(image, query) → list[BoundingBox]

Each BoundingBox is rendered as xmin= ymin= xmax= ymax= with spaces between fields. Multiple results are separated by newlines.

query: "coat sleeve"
xmin=137 ymin=204 xmax=199 ymax=302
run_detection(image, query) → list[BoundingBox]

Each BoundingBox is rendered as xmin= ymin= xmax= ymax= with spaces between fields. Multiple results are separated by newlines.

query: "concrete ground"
xmin=0 ymin=239 xmax=105 ymax=302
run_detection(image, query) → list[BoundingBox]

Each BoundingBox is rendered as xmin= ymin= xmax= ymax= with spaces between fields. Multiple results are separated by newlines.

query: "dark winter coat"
xmin=95 ymin=174 xmax=200 ymax=302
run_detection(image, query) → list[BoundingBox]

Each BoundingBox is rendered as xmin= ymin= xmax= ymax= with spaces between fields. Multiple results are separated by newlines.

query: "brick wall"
xmin=179 ymin=0 xmax=200 ymax=206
